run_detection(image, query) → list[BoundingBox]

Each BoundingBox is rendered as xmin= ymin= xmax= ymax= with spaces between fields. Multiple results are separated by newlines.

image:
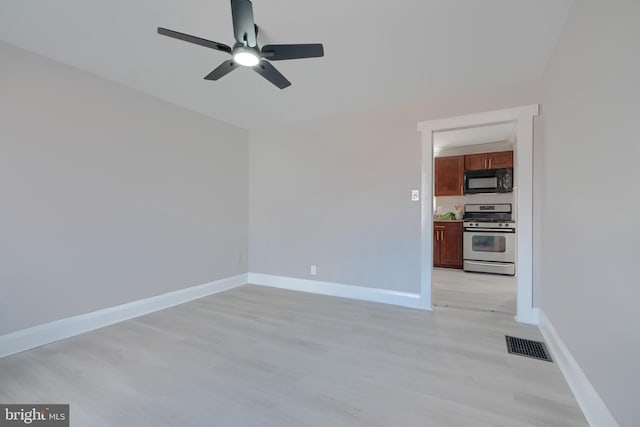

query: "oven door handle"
xmin=465 ymin=228 xmax=515 ymax=233
xmin=464 ymin=260 xmax=512 ymax=267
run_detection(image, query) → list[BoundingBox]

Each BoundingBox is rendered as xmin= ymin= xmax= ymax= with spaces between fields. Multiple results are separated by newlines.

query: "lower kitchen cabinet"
xmin=433 ymin=221 xmax=463 ymax=269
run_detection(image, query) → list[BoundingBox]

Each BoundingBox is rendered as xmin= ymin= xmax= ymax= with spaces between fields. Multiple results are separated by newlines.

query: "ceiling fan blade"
xmin=261 ymin=44 xmax=324 ymax=61
xmin=158 ymin=27 xmax=232 ymax=54
xmin=204 ymin=60 xmax=241 ymax=81
xmin=253 ymin=60 xmax=291 ymax=89
xmin=231 ymin=0 xmax=257 ymax=47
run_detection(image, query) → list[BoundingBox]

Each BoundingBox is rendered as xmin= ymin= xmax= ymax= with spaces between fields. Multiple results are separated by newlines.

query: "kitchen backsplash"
xmin=435 ymin=192 xmax=514 ymax=216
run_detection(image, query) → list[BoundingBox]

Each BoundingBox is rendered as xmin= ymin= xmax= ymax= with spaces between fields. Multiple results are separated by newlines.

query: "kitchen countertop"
xmin=433 ymin=219 xmax=464 ymax=222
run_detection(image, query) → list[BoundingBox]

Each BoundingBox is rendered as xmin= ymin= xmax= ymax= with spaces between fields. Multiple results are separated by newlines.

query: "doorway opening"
xmin=417 ymin=105 xmax=539 ymax=324
xmin=432 ymin=124 xmax=517 ymax=314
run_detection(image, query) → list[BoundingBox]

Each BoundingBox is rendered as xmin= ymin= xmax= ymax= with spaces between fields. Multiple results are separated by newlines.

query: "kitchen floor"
xmin=432 ymin=268 xmax=516 ymax=314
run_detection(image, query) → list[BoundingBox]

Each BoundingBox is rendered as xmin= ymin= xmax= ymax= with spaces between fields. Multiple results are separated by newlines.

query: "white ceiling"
xmin=0 ymin=0 xmax=573 ymax=130
xmin=434 ymin=122 xmax=517 ymax=152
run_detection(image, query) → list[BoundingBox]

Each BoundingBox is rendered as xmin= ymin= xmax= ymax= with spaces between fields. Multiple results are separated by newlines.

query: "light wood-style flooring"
xmin=0 ymin=285 xmax=585 ymax=426
xmin=432 ymin=268 xmax=517 ymax=314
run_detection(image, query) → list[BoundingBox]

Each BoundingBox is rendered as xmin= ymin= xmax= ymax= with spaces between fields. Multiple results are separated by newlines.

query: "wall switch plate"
xmin=411 ymin=190 xmax=420 ymax=201
xmin=310 ymin=265 xmax=317 ymax=275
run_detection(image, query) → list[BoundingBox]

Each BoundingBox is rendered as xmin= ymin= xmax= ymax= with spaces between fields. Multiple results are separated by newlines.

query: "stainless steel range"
xmin=463 ymin=203 xmax=516 ymax=276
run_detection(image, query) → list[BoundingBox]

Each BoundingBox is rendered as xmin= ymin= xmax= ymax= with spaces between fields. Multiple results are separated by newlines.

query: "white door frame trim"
xmin=417 ymin=105 xmax=540 ymax=324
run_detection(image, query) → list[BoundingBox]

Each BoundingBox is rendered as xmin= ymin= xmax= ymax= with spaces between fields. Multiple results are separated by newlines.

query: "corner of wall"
xmin=538 ymin=311 xmax=619 ymax=427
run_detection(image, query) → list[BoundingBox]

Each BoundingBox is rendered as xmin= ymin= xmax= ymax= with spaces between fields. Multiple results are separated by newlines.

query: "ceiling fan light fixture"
xmin=233 ymin=47 xmax=260 ymax=66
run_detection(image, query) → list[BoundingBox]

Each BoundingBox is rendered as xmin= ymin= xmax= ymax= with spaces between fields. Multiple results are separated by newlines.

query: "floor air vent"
xmin=505 ymin=336 xmax=552 ymax=362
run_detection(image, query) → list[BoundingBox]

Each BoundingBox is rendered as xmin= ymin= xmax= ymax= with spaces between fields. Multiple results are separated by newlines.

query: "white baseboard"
xmin=248 ymin=273 xmax=425 ymax=309
xmin=0 ymin=273 xmax=248 ymax=359
xmin=538 ymin=311 xmax=619 ymax=427
xmin=516 ymin=307 xmax=540 ymax=325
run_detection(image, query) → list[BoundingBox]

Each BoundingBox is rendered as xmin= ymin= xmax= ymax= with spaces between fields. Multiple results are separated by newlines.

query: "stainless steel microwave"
xmin=464 ymin=168 xmax=513 ymax=194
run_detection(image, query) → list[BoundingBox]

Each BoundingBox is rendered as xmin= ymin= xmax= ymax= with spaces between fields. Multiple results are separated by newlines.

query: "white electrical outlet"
xmin=411 ymin=190 xmax=420 ymax=201
xmin=310 ymin=265 xmax=317 ymax=275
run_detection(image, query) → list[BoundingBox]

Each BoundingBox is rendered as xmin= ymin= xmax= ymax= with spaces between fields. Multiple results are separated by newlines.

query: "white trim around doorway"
xmin=417 ymin=105 xmax=540 ymax=324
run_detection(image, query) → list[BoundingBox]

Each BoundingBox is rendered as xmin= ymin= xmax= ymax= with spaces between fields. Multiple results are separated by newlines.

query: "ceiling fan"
xmin=158 ymin=0 xmax=324 ymax=89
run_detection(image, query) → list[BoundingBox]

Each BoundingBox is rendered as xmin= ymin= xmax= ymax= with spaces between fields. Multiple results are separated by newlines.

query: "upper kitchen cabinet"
xmin=464 ymin=151 xmax=513 ymax=170
xmin=434 ymin=155 xmax=464 ymax=196
xmin=464 ymin=153 xmax=488 ymax=171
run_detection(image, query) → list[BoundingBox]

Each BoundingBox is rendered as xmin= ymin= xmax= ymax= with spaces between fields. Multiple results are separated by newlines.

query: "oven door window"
xmin=471 ymin=235 xmax=506 ymax=252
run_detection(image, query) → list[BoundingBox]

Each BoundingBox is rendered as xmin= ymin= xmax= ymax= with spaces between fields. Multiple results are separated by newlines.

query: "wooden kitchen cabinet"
xmin=464 ymin=151 xmax=513 ymax=170
xmin=434 ymin=155 xmax=464 ymax=196
xmin=463 ymin=153 xmax=487 ymax=171
xmin=433 ymin=221 xmax=463 ymax=269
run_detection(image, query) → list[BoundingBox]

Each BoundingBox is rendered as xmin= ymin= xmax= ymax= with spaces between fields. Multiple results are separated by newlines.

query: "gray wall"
xmin=540 ymin=2 xmax=639 ymax=426
xmin=0 ymin=42 xmax=249 ymax=335
xmin=250 ymin=81 xmax=542 ymax=294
